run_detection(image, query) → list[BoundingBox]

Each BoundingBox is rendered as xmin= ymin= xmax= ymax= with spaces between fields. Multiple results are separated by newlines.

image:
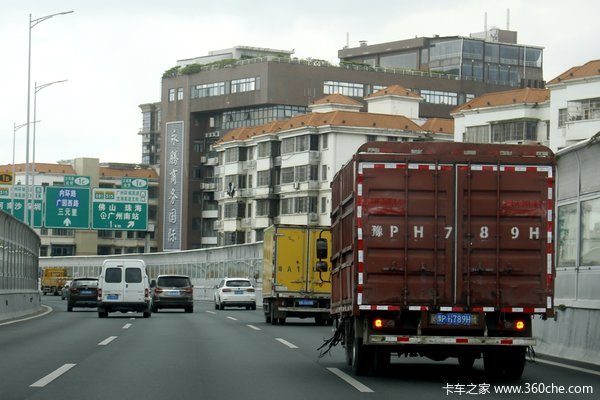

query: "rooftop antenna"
xmin=346 ymin=32 xmax=349 ymax=49
xmin=484 ymin=12 xmax=488 ymax=39
xmin=507 ymin=8 xmax=510 ymax=30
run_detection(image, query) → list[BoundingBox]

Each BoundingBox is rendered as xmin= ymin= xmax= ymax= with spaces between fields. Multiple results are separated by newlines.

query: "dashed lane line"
xmin=205 ymin=311 xmax=216 ymax=314
xmin=122 ymin=323 xmax=132 ymax=329
xmin=247 ymin=324 xmax=261 ymax=331
xmin=276 ymin=338 xmax=298 ymax=349
xmin=327 ymin=367 xmax=374 ymax=393
xmin=98 ymin=336 xmax=118 ymax=346
xmin=30 ymin=363 xmax=76 ymax=388
xmin=226 ymin=316 xmax=238 ymax=321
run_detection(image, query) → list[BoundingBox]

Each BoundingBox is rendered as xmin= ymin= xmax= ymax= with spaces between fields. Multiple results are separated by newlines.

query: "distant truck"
xmin=321 ymin=142 xmax=555 ymax=379
xmin=41 ymin=267 xmax=69 ymax=296
xmin=262 ymin=225 xmax=332 ymax=325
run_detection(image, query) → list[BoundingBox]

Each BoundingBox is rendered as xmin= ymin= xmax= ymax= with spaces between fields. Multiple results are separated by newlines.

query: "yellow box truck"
xmin=41 ymin=267 xmax=69 ymax=296
xmin=262 ymin=225 xmax=331 ymax=325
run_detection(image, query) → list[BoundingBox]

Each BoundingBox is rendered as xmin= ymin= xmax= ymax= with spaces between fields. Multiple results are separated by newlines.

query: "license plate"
xmin=81 ymin=290 xmax=93 ymax=295
xmin=430 ymin=313 xmax=478 ymax=326
xmin=166 ymin=290 xmax=180 ymax=296
xmin=234 ymin=290 xmax=243 ymax=295
xmin=298 ymin=300 xmax=314 ymax=306
xmin=107 ymin=294 xmax=119 ymax=300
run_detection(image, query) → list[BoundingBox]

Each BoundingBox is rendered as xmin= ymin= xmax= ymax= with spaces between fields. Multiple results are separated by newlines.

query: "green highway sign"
xmin=121 ymin=177 xmax=148 ymax=189
xmin=0 ymin=186 xmax=43 ymax=227
xmin=45 ymin=187 xmax=90 ymax=229
xmin=64 ymin=175 xmax=91 ymax=187
xmin=92 ymin=188 xmax=148 ymax=230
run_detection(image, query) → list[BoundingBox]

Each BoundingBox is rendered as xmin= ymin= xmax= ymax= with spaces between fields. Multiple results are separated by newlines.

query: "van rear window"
xmin=125 ymin=268 xmax=142 ymax=283
xmin=105 ymin=268 xmax=122 ymax=283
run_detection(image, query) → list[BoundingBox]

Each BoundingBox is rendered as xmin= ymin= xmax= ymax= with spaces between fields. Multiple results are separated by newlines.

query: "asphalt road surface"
xmin=0 ymin=297 xmax=598 ymax=399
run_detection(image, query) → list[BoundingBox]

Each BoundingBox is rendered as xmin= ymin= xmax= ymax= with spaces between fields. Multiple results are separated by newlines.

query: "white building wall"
xmin=548 ymin=77 xmax=600 ymax=151
xmin=367 ymin=97 xmax=420 ymax=119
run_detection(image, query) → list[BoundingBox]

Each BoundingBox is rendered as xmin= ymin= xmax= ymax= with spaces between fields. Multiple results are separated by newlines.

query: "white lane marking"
xmin=327 ymin=367 xmax=374 ymax=393
xmin=247 ymin=324 xmax=261 ymax=331
xmin=30 ymin=363 xmax=76 ymax=387
xmin=276 ymin=338 xmax=298 ymax=349
xmin=0 ymin=305 xmax=53 ymax=326
xmin=98 ymin=336 xmax=118 ymax=346
xmin=205 ymin=310 xmax=216 ymax=315
xmin=122 ymin=323 xmax=132 ymax=329
xmin=535 ymin=358 xmax=600 ymax=377
xmin=226 ymin=316 xmax=238 ymax=321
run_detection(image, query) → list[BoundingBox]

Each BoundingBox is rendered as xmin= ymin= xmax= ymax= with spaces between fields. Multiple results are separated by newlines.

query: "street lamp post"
xmin=30 ymin=79 xmax=68 ymax=224
xmin=12 ymin=122 xmax=29 ymax=216
xmin=24 ymin=10 xmax=73 ymax=226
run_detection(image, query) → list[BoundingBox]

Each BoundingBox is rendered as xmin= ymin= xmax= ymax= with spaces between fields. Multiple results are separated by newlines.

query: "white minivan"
xmin=97 ymin=259 xmax=152 ymax=318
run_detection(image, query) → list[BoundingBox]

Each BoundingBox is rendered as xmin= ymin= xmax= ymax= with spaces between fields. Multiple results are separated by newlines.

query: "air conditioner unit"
xmin=292 ymin=181 xmax=300 ymax=190
xmin=308 ymin=213 xmax=318 ymax=222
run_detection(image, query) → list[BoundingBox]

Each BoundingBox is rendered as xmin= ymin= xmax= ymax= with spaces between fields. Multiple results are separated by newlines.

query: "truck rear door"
xmin=274 ymin=226 xmax=308 ymax=293
xmin=358 ymin=161 xmax=552 ymax=310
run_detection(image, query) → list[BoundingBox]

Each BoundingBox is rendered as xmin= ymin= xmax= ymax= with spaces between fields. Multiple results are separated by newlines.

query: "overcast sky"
xmin=1 ymin=0 xmax=598 ymax=166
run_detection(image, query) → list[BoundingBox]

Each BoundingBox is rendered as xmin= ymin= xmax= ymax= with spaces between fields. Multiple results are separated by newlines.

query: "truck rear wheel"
xmin=351 ymin=337 xmax=372 ymax=376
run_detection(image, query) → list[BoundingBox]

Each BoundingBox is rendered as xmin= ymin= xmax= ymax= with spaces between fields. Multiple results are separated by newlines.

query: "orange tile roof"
xmin=216 ymin=110 xmax=425 ymax=145
xmin=100 ymin=167 xmax=158 ymax=179
xmin=451 ymin=88 xmax=550 ymax=114
xmin=0 ymin=163 xmax=76 ymax=174
xmin=547 ymin=59 xmax=600 ymax=85
xmin=311 ymin=93 xmax=363 ymax=106
xmin=421 ymin=118 xmax=454 ymax=135
xmin=366 ymin=84 xmax=422 ymax=99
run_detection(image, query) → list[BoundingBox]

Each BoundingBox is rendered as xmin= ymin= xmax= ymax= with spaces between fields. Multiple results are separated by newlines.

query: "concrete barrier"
xmin=0 ymin=290 xmax=42 ymax=322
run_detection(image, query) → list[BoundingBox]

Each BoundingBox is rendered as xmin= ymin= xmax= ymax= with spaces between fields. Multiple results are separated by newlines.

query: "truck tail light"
xmin=374 ymin=318 xmax=384 ymax=329
xmin=515 ymin=320 xmax=526 ymax=331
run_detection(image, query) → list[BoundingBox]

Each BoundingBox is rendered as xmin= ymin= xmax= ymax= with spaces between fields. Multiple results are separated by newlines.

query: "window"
xmin=258 ymin=142 xmax=271 ymax=158
xmin=191 ymin=82 xmax=225 ymax=98
xmin=168 ymin=88 xmax=175 ymax=102
xmin=231 ymin=77 xmax=260 ymax=93
xmin=321 ymin=134 xmax=328 ymax=150
xmin=558 ymin=108 xmax=567 ymax=127
xmin=177 ymin=87 xmax=184 ymax=101
xmin=257 ymin=170 xmax=270 ymax=186
xmin=105 ymin=268 xmax=122 ymax=283
xmin=491 ymin=120 xmax=538 ymax=143
xmin=557 ymin=203 xmax=577 ymax=267
xmin=125 ymin=268 xmax=142 ymax=283
xmin=323 ymin=81 xmax=364 ymax=97
xmin=464 ymin=125 xmax=490 ymax=143
xmin=581 ymin=197 xmax=600 ymax=266
xmin=321 ymin=197 xmax=327 ymax=213
xmin=256 ymin=199 xmax=270 ymax=216
xmin=420 ymin=89 xmax=458 ymax=105
xmin=321 ymin=165 xmax=328 ymax=181
xmin=380 ymin=52 xmax=418 ymax=69
xmin=281 ymin=167 xmax=294 ymax=184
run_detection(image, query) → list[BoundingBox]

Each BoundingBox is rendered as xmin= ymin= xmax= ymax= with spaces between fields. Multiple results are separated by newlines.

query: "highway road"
xmin=1 ymin=297 xmax=598 ymax=400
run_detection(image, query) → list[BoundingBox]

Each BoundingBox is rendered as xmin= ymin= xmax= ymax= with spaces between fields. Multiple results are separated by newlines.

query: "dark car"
xmin=67 ymin=278 xmax=99 ymax=312
xmin=151 ymin=275 xmax=194 ymax=313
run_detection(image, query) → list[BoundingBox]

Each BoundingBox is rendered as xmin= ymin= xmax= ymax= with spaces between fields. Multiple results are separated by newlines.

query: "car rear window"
xmin=125 ymin=268 xmax=142 ymax=283
xmin=105 ymin=268 xmax=122 ymax=283
xmin=226 ymin=280 xmax=251 ymax=288
xmin=73 ymin=279 xmax=98 ymax=287
xmin=157 ymin=276 xmax=191 ymax=287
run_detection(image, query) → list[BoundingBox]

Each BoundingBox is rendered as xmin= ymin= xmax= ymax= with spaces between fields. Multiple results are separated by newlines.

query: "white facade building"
xmin=213 ymin=89 xmax=453 ymax=245
xmin=547 ymin=60 xmax=600 ymax=151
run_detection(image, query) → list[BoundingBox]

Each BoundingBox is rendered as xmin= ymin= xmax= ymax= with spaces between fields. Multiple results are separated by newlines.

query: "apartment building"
xmin=159 ymin=32 xmax=535 ymax=250
xmin=211 ymin=89 xmax=453 ymax=245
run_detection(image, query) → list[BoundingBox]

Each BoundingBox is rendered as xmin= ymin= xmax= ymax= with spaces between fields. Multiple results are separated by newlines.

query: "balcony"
xmin=202 ymin=209 xmax=218 ymax=219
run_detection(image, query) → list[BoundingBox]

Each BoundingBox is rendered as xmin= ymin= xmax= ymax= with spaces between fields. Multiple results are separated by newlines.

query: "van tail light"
xmin=97 ymin=288 xmax=102 ymax=300
xmin=144 ymin=288 xmax=149 ymax=299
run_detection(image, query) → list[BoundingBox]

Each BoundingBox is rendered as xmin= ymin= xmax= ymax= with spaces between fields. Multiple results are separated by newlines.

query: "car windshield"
xmin=226 ymin=280 xmax=251 ymax=288
xmin=157 ymin=276 xmax=191 ymax=287
xmin=73 ymin=279 xmax=98 ymax=287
